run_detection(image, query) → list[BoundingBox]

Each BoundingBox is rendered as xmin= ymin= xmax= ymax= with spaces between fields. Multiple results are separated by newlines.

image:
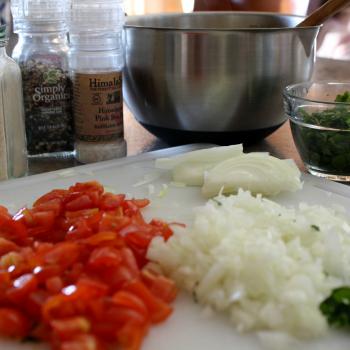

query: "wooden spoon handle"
xmin=297 ymin=0 xmax=350 ymax=27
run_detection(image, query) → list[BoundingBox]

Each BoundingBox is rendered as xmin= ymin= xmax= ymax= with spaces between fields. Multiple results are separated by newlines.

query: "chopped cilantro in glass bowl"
xmin=283 ymin=82 xmax=350 ymax=182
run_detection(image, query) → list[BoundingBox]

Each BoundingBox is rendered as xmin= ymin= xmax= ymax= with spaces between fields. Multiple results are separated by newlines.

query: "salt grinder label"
xmin=73 ymin=72 xmax=123 ymax=142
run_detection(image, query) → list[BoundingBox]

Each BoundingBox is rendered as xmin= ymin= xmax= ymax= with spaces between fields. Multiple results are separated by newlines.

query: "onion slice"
xmin=155 ymin=145 xmax=243 ymax=186
xmin=202 ymin=153 xmax=302 ymax=198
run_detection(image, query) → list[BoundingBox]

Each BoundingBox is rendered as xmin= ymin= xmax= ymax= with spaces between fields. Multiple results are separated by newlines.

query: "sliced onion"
xmin=202 ymin=153 xmax=302 ymax=198
xmin=155 ymin=145 xmax=243 ymax=186
xmin=155 ymin=144 xmax=243 ymax=170
xmin=172 ymin=162 xmax=215 ymax=186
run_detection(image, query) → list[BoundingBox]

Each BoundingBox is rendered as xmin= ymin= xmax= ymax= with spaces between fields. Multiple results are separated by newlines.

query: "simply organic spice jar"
xmin=68 ymin=0 xmax=126 ymax=164
xmin=11 ymin=0 xmax=74 ymax=158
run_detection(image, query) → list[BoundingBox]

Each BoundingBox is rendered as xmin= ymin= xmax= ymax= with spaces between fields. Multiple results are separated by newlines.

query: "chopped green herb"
xmin=193 ymin=281 xmax=200 ymax=303
xmin=193 ymin=290 xmax=199 ymax=303
xmin=302 ymin=106 xmax=350 ymax=130
xmin=311 ymin=225 xmax=320 ymax=231
xmin=335 ymin=91 xmax=350 ymax=103
xmin=212 ymin=198 xmax=222 ymax=206
xmin=291 ymin=91 xmax=350 ymax=175
xmin=320 ymin=287 xmax=350 ymax=327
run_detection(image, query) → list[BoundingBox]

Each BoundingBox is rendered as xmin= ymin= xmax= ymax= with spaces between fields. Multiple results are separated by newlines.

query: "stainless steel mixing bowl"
xmin=124 ymin=12 xmax=320 ymax=145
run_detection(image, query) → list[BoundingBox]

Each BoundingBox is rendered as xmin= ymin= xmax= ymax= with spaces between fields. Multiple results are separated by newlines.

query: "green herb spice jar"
xmin=11 ymin=0 xmax=74 ymax=157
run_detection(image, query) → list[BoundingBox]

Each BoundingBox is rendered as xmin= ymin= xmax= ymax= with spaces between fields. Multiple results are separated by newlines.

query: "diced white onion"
xmin=148 ymin=191 xmax=350 ymax=338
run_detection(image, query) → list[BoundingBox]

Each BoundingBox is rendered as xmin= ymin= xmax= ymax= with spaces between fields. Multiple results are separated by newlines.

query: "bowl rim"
xmin=124 ymin=11 xmax=321 ymax=32
xmin=283 ymin=81 xmax=350 ymax=107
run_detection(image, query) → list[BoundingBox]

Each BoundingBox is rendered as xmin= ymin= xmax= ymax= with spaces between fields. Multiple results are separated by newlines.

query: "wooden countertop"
xmin=28 ymin=57 xmax=350 ymax=176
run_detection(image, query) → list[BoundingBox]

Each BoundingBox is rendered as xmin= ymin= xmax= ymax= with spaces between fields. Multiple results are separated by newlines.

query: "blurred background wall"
xmin=1 ymin=0 xmax=350 ymax=60
xmin=124 ymin=0 xmax=310 ymax=15
xmin=125 ymin=0 xmax=193 ymax=14
xmin=123 ymin=0 xmax=350 ymax=60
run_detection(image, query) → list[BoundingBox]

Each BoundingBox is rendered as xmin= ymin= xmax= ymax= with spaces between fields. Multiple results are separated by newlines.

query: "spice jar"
xmin=68 ymin=0 xmax=126 ymax=164
xmin=11 ymin=0 xmax=74 ymax=158
xmin=0 ymin=24 xmax=27 ymax=180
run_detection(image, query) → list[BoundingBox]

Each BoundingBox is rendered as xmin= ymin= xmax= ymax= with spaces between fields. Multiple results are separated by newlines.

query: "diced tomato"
xmin=43 ymin=294 xmax=77 ymax=321
xmin=85 ymin=211 xmax=103 ymax=232
xmin=86 ymin=297 xmax=110 ymax=322
xmin=99 ymin=265 xmax=135 ymax=291
xmin=123 ymin=231 xmax=153 ymax=249
xmin=13 ymin=207 xmax=32 ymax=224
xmin=46 ymin=276 xmax=64 ymax=294
xmin=121 ymin=248 xmax=140 ymax=278
xmin=69 ymin=181 xmax=104 ymax=195
xmin=132 ymin=212 xmax=148 ymax=226
xmin=0 ymin=251 xmax=25 ymax=274
xmin=112 ymin=291 xmax=149 ymax=319
xmin=117 ymin=321 xmax=148 ymax=350
xmin=92 ymin=302 xmax=147 ymax=338
xmin=88 ymin=247 xmax=122 ymax=269
xmin=59 ymin=334 xmax=105 ymax=350
xmin=25 ymin=289 xmax=50 ymax=320
xmin=150 ymin=219 xmax=174 ymax=240
xmin=65 ymin=195 xmax=95 ymax=212
xmin=130 ymin=199 xmax=150 ymax=209
xmin=0 ymin=219 xmax=28 ymax=245
xmin=44 ymin=281 xmax=107 ymax=321
xmin=51 ymin=316 xmax=91 ymax=340
xmin=0 ymin=206 xmax=11 ymax=225
xmin=29 ymin=226 xmax=66 ymax=243
xmin=31 ymin=322 xmax=52 ymax=341
xmin=75 ymin=278 xmax=109 ymax=299
xmin=141 ymin=268 xmax=177 ymax=303
xmin=34 ymin=241 xmax=54 ymax=253
xmin=99 ymin=213 xmax=131 ymax=232
xmin=33 ymin=264 xmax=62 ymax=283
xmin=34 ymin=189 xmax=69 ymax=207
xmin=19 ymin=209 xmax=57 ymax=241
xmin=34 ymin=198 xmax=63 ymax=216
xmin=87 ymin=191 xmax=101 ymax=208
xmin=84 ymin=231 xmax=122 ymax=247
xmin=64 ymin=263 xmax=85 ymax=285
xmin=0 ymin=271 xmax=11 ymax=304
xmin=124 ymin=280 xmax=172 ymax=323
xmin=0 ymin=237 xmax=19 ymax=257
xmin=66 ymin=220 xmax=93 ymax=241
xmin=0 ymin=181 xmax=177 ymax=350
xmin=0 ymin=308 xmax=30 ymax=338
xmin=66 ymin=208 xmax=99 ymax=220
xmin=44 ymin=242 xmax=81 ymax=268
xmin=99 ymin=193 xmax=125 ymax=210
xmin=32 ymin=211 xmax=56 ymax=227
xmin=6 ymin=273 xmax=38 ymax=303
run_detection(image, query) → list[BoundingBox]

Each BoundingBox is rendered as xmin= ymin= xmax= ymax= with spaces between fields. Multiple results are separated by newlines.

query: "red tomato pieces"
xmin=0 ymin=308 xmax=30 ymax=338
xmin=0 ymin=181 xmax=177 ymax=350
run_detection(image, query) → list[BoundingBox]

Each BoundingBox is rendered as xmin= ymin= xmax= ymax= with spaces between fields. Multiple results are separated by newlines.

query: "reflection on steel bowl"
xmin=124 ymin=12 xmax=320 ymax=145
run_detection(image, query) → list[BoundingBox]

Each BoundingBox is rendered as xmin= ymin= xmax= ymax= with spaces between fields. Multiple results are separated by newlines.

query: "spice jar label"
xmin=73 ymin=71 xmax=123 ymax=142
xmin=21 ymin=58 xmax=74 ymax=155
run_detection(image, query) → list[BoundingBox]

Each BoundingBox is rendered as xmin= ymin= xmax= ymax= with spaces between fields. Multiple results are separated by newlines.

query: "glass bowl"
xmin=283 ymin=82 xmax=350 ymax=182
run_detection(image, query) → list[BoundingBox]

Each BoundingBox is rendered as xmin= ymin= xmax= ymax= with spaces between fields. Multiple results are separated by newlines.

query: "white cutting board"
xmin=1 ymin=144 xmax=350 ymax=350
